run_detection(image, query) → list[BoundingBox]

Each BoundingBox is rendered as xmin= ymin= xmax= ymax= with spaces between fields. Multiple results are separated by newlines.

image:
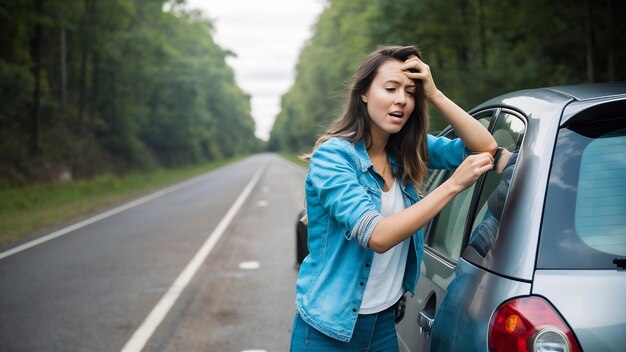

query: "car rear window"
xmin=575 ymin=129 xmax=626 ymax=255
xmin=538 ymin=116 xmax=626 ymax=269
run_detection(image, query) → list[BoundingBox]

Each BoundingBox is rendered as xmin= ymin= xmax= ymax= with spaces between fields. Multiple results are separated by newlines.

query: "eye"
xmin=385 ymin=87 xmax=396 ymax=93
xmin=406 ymin=90 xmax=415 ymax=96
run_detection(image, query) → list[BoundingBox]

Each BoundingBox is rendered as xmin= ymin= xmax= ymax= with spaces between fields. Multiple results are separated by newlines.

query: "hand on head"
xmin=401 ymin=56 xmax=439 ymax=100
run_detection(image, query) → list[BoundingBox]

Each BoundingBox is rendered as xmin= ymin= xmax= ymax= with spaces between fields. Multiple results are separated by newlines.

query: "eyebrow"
xmin=385 ymin=79 xmax=416 ymax=88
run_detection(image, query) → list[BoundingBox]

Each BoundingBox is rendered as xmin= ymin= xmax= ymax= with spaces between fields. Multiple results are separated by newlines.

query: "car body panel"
xmin=532 ymin=270 xmax=626 ymax=351
xmin=396 ymin=249 xmax=454 ymax=352
xmin=398 ymin=258 xmax=532 ymax=351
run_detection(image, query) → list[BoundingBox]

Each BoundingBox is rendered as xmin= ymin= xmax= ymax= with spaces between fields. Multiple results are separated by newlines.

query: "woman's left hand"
xmin=401 ymin=56 xmax=439 ymax=100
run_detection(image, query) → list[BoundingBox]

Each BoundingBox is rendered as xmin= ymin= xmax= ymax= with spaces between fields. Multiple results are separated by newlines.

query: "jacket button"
xmin=360 ymin=282 xmax=364 ymax=286
xmin=352 ymin=308 xmax=357 ymax=313
xmin=365 ymin=263 xmax=370 ymax=267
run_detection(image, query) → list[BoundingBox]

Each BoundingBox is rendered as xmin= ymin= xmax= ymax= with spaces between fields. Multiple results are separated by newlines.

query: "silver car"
xmin=396 ymin=82 xmax=626 ymax=351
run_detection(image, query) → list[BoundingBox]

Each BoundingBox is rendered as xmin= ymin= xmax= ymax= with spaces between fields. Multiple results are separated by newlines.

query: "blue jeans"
xmin=290 ymin=307 xmax=399 ymax=351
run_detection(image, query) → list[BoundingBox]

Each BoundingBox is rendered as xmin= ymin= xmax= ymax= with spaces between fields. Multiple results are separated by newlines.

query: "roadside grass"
xmin=278 ymin=152 xmax=308 ymax=169
xmin=0 ymin=157 xmax=242 ymax=247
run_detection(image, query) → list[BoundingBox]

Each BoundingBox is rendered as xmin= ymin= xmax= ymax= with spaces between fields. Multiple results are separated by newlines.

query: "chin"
xmin=386 ymin=125 xmax=405 ymax=134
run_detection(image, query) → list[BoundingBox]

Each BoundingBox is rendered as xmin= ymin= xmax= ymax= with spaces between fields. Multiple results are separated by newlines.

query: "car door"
xmin=396 ymin=109 xmax=525 ymax=351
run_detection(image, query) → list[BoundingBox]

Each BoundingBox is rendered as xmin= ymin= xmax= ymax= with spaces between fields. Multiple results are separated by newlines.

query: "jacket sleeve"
xmin=426 ymin=134 xmax=470 ymax=170
xmin=307 ymin=140 xmax=382 ymax=248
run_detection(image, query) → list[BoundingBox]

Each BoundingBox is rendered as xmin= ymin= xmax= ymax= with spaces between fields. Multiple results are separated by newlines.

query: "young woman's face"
xmin=362 ymin=59 xmax=416 ymax=139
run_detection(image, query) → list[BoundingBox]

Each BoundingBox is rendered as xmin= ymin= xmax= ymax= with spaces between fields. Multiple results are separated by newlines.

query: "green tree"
xmin=269 ymin=0 xmax=626 ymax=151
xmin=0 ymin=0 xmax=258 ymax=186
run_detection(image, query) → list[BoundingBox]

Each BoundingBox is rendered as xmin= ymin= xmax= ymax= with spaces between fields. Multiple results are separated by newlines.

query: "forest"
xmin=269 ymin=0 xmax=626 ymax=153
xmin=2 ymin=0 xmax=625 ymax=187
xmin=0 ymin=0 xmax=258 ymax=187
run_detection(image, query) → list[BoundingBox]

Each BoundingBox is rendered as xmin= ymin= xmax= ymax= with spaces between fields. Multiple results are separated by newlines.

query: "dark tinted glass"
xmin=538 ymin=117 xmax=626 ymax=269
xmin=424 ymin=110 xmax=494 ymax=261
xmin=467 ymin=112 xmax=525 ymax=258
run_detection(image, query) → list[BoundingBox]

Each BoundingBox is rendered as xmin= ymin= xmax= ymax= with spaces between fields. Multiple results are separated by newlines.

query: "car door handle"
xmin=417 ymin=310 xmax=434 ymax=337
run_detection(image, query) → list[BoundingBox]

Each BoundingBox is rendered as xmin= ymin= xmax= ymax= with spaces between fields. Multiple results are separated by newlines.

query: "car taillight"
xmin=488 ymin=296 xmax=580 ymax=352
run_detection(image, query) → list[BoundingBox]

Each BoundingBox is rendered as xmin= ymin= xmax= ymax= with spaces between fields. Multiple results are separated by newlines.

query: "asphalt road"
xmin=0 ymin=153 xmax=307 ymax=352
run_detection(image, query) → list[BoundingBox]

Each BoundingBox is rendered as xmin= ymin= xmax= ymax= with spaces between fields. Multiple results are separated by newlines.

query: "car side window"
xmin=424 ymin=111 xmax=494 ymax=261
xmin=467 ymin=112 xmax=525 ymax=257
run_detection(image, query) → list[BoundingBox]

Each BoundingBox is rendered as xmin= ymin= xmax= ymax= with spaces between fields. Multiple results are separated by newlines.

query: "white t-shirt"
xmin=359 ymin=179 xmax=409 ymax=314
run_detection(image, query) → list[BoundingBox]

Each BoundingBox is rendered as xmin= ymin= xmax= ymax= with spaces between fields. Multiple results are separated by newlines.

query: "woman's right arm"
xmin=367 ymin=152 xmax=493 ymax=253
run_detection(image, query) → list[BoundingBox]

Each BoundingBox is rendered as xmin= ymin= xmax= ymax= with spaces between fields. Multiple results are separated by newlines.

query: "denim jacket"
xmin=295 ymin=135 xmax=468 ymax=342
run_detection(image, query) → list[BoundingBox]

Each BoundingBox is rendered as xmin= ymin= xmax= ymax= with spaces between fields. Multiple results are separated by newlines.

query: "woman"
xmin=291 ymin=45 xmax=497 ymax=351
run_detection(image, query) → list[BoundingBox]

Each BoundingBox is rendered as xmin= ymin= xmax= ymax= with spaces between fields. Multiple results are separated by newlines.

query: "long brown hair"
xmin=305 ymin=45 xmax=430 ymax=188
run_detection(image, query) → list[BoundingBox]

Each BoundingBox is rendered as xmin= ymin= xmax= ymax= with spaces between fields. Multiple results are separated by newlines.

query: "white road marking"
xmin=120 ymin=165 xmax=265 ymax=352
xmin=238 ymin=261 xmax=260 ymax=270
xmin=0 ymin=171 xmax=219 ymax=261
xmin=256 ymin=200 xmax=268 ymax=207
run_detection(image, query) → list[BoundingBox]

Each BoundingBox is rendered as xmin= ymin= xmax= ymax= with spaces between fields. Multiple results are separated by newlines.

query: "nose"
xmin=394 ymin=90 xmax=407 ymax=105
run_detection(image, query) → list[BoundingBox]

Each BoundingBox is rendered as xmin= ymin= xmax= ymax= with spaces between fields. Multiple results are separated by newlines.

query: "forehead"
xmin=374 ymin=60 xmax=414 ymax=86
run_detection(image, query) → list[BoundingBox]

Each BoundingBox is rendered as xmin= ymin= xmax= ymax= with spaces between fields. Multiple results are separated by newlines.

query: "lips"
xmin=388 ymin=111 xmax=404 ymax=122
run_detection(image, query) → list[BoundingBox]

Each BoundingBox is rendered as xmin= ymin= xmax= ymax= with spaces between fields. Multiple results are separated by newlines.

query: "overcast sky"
xmin=183 ymin=0 xmax=326 ymax=140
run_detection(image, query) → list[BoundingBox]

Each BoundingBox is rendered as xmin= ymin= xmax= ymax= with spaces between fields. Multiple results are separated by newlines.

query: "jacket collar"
xmin=354 ymin=139 xmax=401 ymax=172
xmin=354 ymin=139 xmax=419 ymax=201
xmin=354 ymin=139 xmax=372 ymax=172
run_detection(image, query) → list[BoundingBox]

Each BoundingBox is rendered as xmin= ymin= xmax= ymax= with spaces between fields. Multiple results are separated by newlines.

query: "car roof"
xmin=472 ymin=82 xmax=626 ymax=110
xmin=470 ymin=82 xmax=626 ymax=127
xmin=544 ymin=82 xmax=626 ymax=101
